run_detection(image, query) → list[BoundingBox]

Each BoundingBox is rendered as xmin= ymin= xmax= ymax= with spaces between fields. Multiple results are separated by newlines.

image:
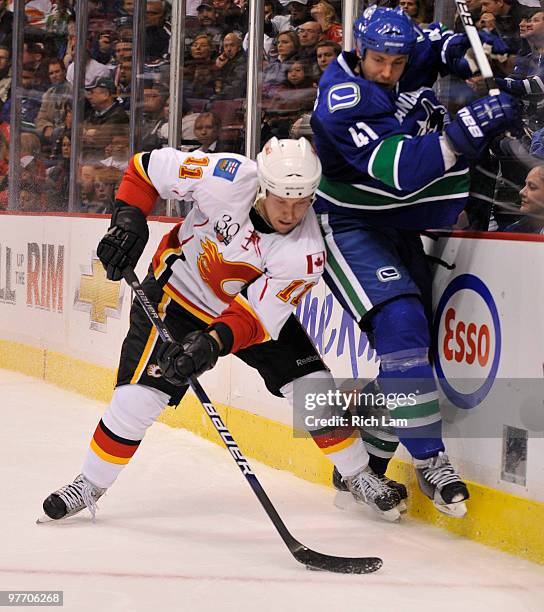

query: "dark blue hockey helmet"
xmin=353 ymin=6 xmax=417 ymax=57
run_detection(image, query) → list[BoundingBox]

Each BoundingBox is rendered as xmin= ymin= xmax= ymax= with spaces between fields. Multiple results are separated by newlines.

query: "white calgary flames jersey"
xmin=132 ymin=148 xmax=326 ymax=349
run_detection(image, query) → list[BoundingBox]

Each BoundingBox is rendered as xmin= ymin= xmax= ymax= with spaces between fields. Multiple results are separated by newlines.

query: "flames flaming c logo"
xmin=197 ymin=239 xmax=261 ymax=303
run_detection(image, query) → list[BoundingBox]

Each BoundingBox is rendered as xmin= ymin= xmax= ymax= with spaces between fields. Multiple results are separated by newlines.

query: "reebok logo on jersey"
xmin=327 ymin=83 xmax=360 ymax=113
xmin=307 ymin=251 xmax=325 ymax=274
xmin=213 ymin=158 xmax=241 ymax=181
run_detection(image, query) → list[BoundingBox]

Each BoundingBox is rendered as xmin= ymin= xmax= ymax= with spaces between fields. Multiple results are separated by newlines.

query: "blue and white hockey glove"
xmin=157 ymin=331 xmax=220 ymax=386
xmin=443 ymin=32 xmax=509 ymax=79
xmin=445 ymin=92 xmax=521 ymax=159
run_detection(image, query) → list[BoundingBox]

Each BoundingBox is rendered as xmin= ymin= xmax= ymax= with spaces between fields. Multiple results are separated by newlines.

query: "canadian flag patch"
xmin=306 ymin=251 xmax=326 ymax=274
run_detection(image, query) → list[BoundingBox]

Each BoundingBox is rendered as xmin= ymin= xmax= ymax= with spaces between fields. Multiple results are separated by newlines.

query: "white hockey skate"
xmin=37 ymin=474 xmax=106 ymax=523
xmin=414 ymin=452 xmax=469 ymax=518
xmin=333 ymin=466 xmax=408 ymax=513
xmin=341 ymin=466 xmax=403 ymax=522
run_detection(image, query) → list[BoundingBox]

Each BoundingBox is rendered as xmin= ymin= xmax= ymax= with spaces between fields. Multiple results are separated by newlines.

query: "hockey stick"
xmin=454 ymin=0 xmax=500 ymax=95
xmin=123 ymin=267 xmax=382 ymax=574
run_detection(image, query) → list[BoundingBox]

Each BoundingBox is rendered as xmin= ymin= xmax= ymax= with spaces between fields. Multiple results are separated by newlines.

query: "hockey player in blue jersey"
xmin=311 ymin=7 xmax=519 ymax=518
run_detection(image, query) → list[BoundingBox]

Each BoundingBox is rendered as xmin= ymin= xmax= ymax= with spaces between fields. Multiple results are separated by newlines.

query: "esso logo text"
xmin=433 ymin=274 xmax=501 ymax=409
xmin=442 ymin=307 xmax=491 ymax=367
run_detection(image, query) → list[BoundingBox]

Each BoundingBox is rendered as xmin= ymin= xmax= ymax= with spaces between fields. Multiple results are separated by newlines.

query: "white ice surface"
xmin=1 ymin=369 xmax=543 ymax=612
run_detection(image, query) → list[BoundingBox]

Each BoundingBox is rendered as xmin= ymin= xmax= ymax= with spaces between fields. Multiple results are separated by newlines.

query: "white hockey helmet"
xmin=256 ymin=137 xmax=322 ymax=199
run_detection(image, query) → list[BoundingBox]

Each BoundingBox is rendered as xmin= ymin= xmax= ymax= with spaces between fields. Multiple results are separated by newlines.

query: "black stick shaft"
xmin=122 ymin=267 xmax=383 ymax=574
xmin=123 ymin=268 xmax=305 ymax=549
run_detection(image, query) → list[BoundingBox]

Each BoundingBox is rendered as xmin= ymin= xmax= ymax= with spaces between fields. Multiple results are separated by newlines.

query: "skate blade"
xmin=434 ymin=500 xmax=467 ymax=518
xmin=333 ymin=490 xmax=352 ymax=510
xmin=333 ymin=491 xmax=401 ymax=522
xmin=36 ymin=514 xmax=55 ymax=524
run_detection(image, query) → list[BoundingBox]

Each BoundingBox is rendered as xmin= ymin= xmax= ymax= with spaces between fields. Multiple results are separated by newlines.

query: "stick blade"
xmin=293 ymin=547 xmax=383 ymax=574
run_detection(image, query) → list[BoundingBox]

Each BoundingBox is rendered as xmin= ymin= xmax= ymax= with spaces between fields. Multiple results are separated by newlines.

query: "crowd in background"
xmin=1 ymin=0 xmax=544 ymax=232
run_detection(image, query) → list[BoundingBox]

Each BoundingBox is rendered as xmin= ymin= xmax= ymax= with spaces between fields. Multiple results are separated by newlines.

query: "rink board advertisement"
xmin=1 ymin=214 xmax=543 ymax=560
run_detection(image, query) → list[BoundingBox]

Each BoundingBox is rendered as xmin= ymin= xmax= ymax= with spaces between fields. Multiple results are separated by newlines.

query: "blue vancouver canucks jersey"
xmin=311 ymin=49 xmax=470 ymax=230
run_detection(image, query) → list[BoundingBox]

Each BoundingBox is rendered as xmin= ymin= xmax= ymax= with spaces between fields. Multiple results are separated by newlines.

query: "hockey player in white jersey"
xmin=40 ymin=138 xmax=407 ymax=524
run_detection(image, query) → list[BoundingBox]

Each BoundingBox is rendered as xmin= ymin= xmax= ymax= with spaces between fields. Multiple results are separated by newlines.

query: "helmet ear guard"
xmin=256 ymin=137 xmax=322 ymax=199
xmin=353 ymin=7 xmax=417 ymax=58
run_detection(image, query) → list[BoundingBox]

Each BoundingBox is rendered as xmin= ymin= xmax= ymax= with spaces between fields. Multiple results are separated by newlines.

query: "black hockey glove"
xmin=156 ymin=331 xmax=220 ymax=386
xmin=97 ymin=201 xmax=149 ymax=281
xmin=444 ymin=92 xmax=521 ymax=159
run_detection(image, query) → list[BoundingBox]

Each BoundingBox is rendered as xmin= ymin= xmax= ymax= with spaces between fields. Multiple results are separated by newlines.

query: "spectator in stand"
xmin=79 ymin=164 xmax=96 ymax=211
xmin=91 ymin=31 xmax=115 ymax=65
xmin=212 ymin=0 xmax=244 ymax=33
xmin=141 ymin=81 xmax=169 ymax=150
xmin=181 ymin=99 xmax=199 ymax=143
xmin=192 ymin=111 xmax=226 ymax=152
xmin=311 ymin=1 xmax=342 ymax=44
xmin=0 ymin=0 xmax=13 ymax=48
xmin=18 ymin=189 xmax=37 ymax=212
xmin=264 ymin=58 xmax=316 ymax=138
xmin=82 ymin=76 xmax=128 ymax=162
xmin=22 ymin=41 xmax=50 ymax=91
xmin=295 ymin=20 xmax=322 ymax=80
xmin=115 ymin=58 xmax=132 ymax=110
xmin=186 ymin=64 xmax=216 ymax=100
xmin=62 ymin=18 xmax=76 ymax=69
xmin=117 ymin=0 xmax=135 ymax=17
xmin=398 ymin=0 xmax=429 ymax=27
xmin=84 ymin=77 xmax=128 ymax=126
xmin=100 ymin=124 xmax=130 ymax=171
xmin=282 ymin=58 xmax=317 ymax=103
xmin=146 ymin=0 xmax=171 ymax=63
xmin=505 ymin=166 xmax=544 ymax=233
xmin=1 ymin=63 xmax=43 ymax=130
xmin=316 ymin=39 xmax=341 ymax=78
xmin=187 ymin=3 xmax=225 ymax=49
xmin=480 ymin=0 xmax=523 ymax=53
xmin=495 ymin=11 xmax=544 ymax=119
xmin=20 ymin=132 xmax=47 ymax=211
xmin=262 ymin=30 xmax=300 ymax=93
xmin=88 ymin=165 xmax=122 ymax=214
xmin=184 ymin=34 xmax=216 ymax=100
xmin=45 ymin=130 xmax=70 ymax=211
xmin=272 ymin=0 xmax=312 ymax=33
xmin=66 ymin=37 xmax=112 ymax=88
xmin=214 ymin=32 xmax=247 ymax=99
xmin=35 ymin=58 xmax=71 ymax=147
xmin=477 ymin=11 xmax=498 ymax=33
xmin=0 ymin=45 xmax=10 ymax=116
xmin=513 ymin=8 xmax=541 ymax=57
xmin=49 ymin=98 xmax=72 ymax=159
xmin=242 ymin=0 xmax=281 ymax=62
xmin=113 ymin=38 xmax=134 ymax=66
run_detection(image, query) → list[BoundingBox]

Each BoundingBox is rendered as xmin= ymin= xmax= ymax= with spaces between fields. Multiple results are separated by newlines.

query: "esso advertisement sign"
xmin=433 ymin=274 xmax=501 ymax=409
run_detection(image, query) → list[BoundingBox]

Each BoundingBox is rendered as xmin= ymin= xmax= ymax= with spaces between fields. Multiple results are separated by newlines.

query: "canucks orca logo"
xmin=416 ymin=98 xmax=448 ymax=135
xmin=327 ymin=83 xmax=361 ymax=113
